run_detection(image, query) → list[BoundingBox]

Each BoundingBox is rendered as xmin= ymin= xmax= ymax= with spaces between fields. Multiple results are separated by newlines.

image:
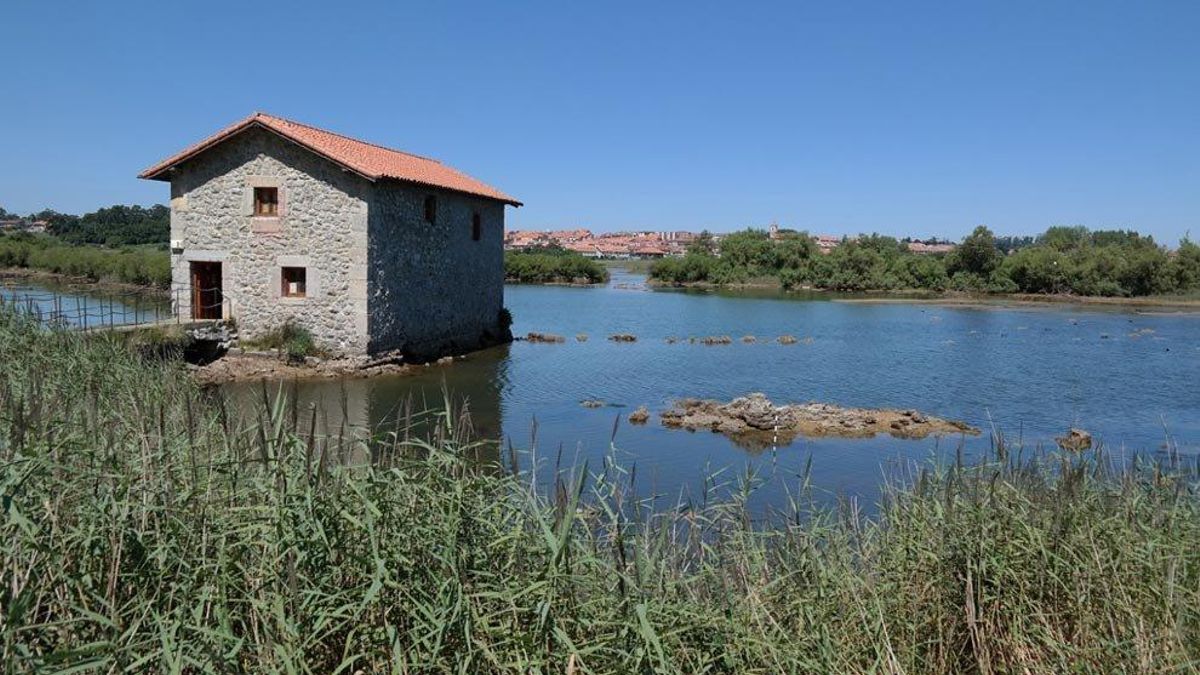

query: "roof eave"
xmin=379 ymin=176 xmax=522 ymax=207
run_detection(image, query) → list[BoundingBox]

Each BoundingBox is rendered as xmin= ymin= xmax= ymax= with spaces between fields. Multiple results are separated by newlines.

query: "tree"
xmin=1166 ymin=238 xmax=1200 ymax=291
xmin=687 ymin=230 xmax=716 ymax=255
xmin=717 ymin=229 xmax=777 ymax=273
xmin=949 ymin=225 xmax=1003 ymax=277
xmin=1038 ymin=226 xmax=1090 ymax=252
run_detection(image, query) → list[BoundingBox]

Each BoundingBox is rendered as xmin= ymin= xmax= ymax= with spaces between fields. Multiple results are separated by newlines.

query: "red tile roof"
xmin=139 ymin=112 xmax=521 ymax=206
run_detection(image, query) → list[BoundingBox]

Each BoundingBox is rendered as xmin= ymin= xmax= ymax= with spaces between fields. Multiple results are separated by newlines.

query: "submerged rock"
xmin=701 ymin=335 xmax=733 ymax=345
xmin=778 ymin=335 xmax=798 ymax=345
xmin=526 ymin=332 xmax=566 ymax=343
xmin=580 ymin=399 xmax=605 ymax=408
xmin=609 ymin=333 xmax=637 ymax=342
xmin=628 ymin=406 xmax=650 ymax=424
xmin=1056 ymin=428 xmax=1093 ymax=452
xmin=660 ymin=393 xmax=979 ymax=442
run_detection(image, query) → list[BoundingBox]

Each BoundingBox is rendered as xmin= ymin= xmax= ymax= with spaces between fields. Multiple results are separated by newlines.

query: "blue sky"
xmin=1 ymin=1 xmax=1197 ymax=243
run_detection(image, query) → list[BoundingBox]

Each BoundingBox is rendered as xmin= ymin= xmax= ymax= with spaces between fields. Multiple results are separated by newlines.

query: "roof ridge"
xmin=140 ymin=112 xmax=521 ymax=206
xmin=256 ymin=112 xmax=444 ymax=165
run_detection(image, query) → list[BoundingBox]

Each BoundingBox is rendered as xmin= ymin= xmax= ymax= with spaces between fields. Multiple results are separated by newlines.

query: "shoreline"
xmin=189 ymin=350 xmax=421 ymax=385
xmin=9 ymin=264 xmax=1200 ymax=314
xmin=645 ymin=278 xmax=1200 ymax=311
xmin=833 ymin=292 xmax=1200 ymax=311
xmin=0 ymin=267 xmax=169 ymax=298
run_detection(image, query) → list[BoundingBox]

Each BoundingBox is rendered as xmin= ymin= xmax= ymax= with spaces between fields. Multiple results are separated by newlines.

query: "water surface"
xmin=231 ymin=269 xmax=1200 ymax=510
xmin=1 ymin=280 xmax=168 ymax=329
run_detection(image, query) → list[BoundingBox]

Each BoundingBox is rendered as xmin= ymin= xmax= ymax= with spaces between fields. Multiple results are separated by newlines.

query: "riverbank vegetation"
xmin=2 ymin=310 xmax=1198 ymax=672
xmin=505 ymin=247 xmax=609 ymax=284
xmin=0 ymin=232 xmax=170 ymax=287
xmin=651 ymin=226 xmax=1200 ymax=297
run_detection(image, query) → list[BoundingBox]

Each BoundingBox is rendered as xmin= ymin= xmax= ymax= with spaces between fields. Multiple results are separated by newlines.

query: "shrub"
xmin=242 ymin=320 xmax=323 ymax=359
xmin=0 ymin=233 xmax=170 ymax=287
xmin=504 ymin=250 xmax=607 ymax=284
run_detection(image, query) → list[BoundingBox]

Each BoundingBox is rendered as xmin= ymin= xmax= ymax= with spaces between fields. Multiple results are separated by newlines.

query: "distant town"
xmin=0 ymin=217 xmax=49 ymax=234
xmin=504 ymin=223 xmax=957 ymax=258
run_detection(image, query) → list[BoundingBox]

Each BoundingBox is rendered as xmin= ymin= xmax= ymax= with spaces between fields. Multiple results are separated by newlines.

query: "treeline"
xmin=651 ymin=226 xmax=1200 ymax=297
xmin=2 ymin=204 xmax=169 ymax=247
xmin=504 ymin=248 xmax=608 ymax=284
xmin=0 ymin=233 xmax=170 ymax=287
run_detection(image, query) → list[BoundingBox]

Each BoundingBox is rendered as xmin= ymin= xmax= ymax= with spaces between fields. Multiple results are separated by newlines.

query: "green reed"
xmin=1 ymin=310 xmax=1198 ymax=673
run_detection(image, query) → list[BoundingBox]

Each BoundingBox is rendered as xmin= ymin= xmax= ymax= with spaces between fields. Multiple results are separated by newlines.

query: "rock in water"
xmin=628 ymin=406 xmax=650 ymax=424
xmin=660 ymin=393 xmax=978 ymax=443
xmin=1056 ymin=428 xmax=1093 ymax=451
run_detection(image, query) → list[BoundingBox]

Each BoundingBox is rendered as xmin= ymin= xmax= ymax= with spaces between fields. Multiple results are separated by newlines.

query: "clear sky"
xmin=2 ymin=1 xmax=1197 ymax=243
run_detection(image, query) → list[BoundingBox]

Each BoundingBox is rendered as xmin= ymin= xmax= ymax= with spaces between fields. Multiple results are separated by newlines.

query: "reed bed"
xmin=1 ymin=310 xmax=1198 ymax=673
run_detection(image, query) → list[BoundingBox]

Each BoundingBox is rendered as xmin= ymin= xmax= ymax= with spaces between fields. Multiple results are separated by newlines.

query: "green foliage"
xmin=1 ymin=203 xmax=169 ymax=246
xmin=717 ymin=229 xmax=778 ymax=272
xmin=1 ymin=312 xmax=1199 ymax=671
xmin=242 ymin=320 xmax=324 ymax=358
xmin=1167 ymin=238 xmax=1200 ymax=290
xmin=686 ymin=229 xmax=717 ymax=255
xmin=650 ymin=253 xmax=715 ymax=284
xmin=649 ymin=225 xmax=1200 ymax=298
xmin=947 ymin=225 xmax=1003 ymax=278
xmin=504 ymin=250 xmax=608 ymax=284
xmin=0 ymin=232 xmax=170 ymax=287
xmin=808 ymin=240 xmax=896 ymax=291
xmin=54 ymin=204 xmax=170 ymax=246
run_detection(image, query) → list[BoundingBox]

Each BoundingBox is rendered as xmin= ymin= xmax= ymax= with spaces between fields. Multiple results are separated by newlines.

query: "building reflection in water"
xmin=217 ymin=344 xmax=510 ymax=468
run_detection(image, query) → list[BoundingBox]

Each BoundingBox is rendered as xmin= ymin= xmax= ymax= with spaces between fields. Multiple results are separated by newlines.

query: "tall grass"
xmin=1 ymin=310 xmax=1198 ymax=672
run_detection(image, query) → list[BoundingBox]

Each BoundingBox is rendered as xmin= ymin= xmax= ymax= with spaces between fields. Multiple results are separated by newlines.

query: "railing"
xmin=0 ymin=281 xmax=228 ymax=331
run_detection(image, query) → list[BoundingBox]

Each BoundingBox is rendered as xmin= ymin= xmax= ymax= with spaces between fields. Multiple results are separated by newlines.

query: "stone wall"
xmin=169 ymin=126 xmax=371 ymax=354
xmin=367 ymin=182 xmax=507 ymax=358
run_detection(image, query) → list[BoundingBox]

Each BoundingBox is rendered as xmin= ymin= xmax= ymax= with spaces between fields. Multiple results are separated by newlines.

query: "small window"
xmin=424 ymin=195 xmax=437 ymax=224
xmin=254 ymin=187 xmax=279 ymax=216
xmin=472 ymin=213 xmax=482 ymax=241
xmin=281 ymin=267 xmax=306 ymax=298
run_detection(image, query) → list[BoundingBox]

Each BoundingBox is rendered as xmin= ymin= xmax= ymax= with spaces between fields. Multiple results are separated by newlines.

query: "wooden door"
xmin=190 ymin=261 xmax=223 ymax=320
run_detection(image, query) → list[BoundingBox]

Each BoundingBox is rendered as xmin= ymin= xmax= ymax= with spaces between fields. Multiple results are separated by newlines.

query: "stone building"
xmin=139 ymin=113 xmax=521 ymax=358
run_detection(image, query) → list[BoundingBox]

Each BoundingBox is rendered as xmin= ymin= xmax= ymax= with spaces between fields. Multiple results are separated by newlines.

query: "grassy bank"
xmin=2 ymin=312 xmax=1198 ymax=672
xmin=0 ymin=233 xmax=170 ymax=288
xmin=505 ymin=249 xmax=609 ymax=284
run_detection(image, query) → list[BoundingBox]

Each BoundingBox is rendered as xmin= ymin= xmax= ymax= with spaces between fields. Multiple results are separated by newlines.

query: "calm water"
xmin=229 ymin=269 xmax=1200 ymax=511
xmin=1 ymin=281 xmax=168 ymax=328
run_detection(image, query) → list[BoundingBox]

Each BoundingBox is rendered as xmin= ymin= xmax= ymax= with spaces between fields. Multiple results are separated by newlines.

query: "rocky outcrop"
xmin=628 ymin=406 xmax=650 ymax=424
xmin=1056 ymin=428 xmax=1093 ymax=451
xmin=660 ymin=393 xmax=978 ymax=442
xmin=189 ymin=350 xmax=417 ymax=384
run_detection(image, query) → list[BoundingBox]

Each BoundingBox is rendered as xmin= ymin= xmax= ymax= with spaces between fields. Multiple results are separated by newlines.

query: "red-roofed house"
xmin=139 ymin=113 xmax=520 ymax=358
